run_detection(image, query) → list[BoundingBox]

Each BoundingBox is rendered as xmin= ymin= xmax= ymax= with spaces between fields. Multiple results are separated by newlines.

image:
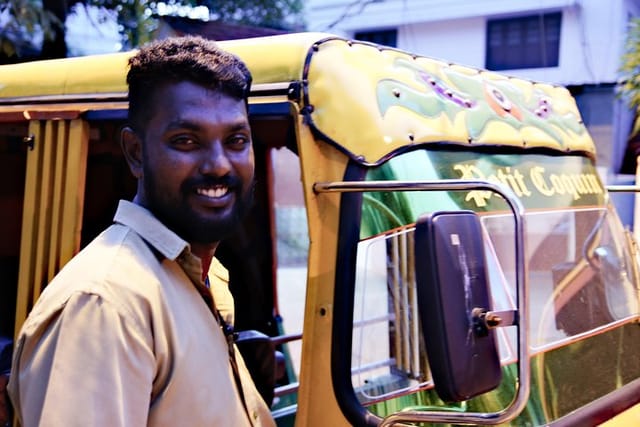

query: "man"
xmin=8 ymin=36 xmax=275 ymax=426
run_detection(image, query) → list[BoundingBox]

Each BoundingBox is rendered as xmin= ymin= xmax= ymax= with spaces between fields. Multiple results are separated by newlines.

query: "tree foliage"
xmin=103 ymin=0 xmax=305 ymax=49
xmin=88 ymin=0 xmax=162 ymax=49
xmin=203 ymin=0 xmax=303 ymax=29
xmin=1 ymin=0 xmax=304 ymax=60
xmin=0 ymin=0 xmax=60 ymax=57
xmin=619 ymin=17 xmax=640 ymax=137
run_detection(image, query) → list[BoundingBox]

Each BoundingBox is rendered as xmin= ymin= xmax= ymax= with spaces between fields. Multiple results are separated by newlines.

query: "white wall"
xmin=306 ymin=0 xmax=578 ymax=33
xmin=398 ymin=17 xmax=486 ymax=68
xmin=305 ymin=0 xmax=637 ymax=86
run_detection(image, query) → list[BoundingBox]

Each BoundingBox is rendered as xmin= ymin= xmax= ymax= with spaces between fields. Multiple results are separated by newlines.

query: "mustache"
xmin=182 ymin=175 xmax=242 ymax=191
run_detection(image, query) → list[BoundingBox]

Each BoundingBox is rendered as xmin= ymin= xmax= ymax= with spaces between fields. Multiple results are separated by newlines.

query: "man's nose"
xmin=199 ymin=142 xmax=232 ymax=176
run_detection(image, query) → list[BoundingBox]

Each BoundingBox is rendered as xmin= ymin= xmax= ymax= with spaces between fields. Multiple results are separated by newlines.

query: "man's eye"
xmin=172 ymin=136 xmax=197 ymax=147
xmin=227 ymin=135 xmax=250 ymax=149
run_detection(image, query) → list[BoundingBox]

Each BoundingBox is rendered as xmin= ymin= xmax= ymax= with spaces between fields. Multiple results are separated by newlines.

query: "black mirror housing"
xmin=415 ymin=211 xmax=502 ymax=402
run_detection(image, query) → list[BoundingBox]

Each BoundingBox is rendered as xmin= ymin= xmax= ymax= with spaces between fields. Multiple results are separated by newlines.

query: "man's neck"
xmin=190 ymin=242 xmax=219 ymax=281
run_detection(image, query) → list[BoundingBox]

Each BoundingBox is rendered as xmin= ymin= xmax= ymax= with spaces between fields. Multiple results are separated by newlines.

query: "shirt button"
xmin=252 ymin=411 xmax=258 ymax=420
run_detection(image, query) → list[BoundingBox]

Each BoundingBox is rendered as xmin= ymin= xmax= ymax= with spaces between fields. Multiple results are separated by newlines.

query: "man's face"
xmin=136 ymin=81 xmax=254 ymax=244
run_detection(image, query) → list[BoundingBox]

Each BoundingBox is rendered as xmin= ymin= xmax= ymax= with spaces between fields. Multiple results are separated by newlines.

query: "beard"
xmin=142 ymin=167 xmax=255 ymax=244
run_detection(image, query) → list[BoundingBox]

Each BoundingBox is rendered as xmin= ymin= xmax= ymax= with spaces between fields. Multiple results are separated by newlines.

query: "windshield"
xmin=348 ymin=148 xmax=640 ymax=408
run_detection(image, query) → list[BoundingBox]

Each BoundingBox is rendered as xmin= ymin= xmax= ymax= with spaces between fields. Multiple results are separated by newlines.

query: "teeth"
xmin=197 ymin=186 xmax=228 ymax=198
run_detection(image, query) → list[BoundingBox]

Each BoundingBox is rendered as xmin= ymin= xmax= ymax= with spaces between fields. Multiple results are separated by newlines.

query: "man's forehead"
xmin=149 ymin=83 xmax=247 ymax=115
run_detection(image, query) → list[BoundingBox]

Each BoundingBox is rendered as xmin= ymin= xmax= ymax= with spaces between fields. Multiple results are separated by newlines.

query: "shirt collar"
xmin=113 ymin=199 xmax=188 ymax=261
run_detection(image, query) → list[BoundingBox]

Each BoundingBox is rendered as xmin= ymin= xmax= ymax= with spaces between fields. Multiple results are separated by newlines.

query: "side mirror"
xmin=414 ymin=211 xmax=502 ymax=402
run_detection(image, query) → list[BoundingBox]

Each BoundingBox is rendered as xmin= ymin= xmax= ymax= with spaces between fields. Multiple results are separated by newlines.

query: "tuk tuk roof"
xmin=0 ymin=32 xmax=595 ymax=165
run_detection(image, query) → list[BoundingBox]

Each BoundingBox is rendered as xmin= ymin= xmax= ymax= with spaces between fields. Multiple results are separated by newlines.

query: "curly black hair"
xmin=126 ymin=35 xmax=252 ymax=133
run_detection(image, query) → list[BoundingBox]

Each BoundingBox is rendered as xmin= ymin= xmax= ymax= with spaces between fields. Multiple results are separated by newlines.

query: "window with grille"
xmin=486 ymin=12 xmax=562 ymax=70
xmin=354 ymin=29 xmax=398 ymax=48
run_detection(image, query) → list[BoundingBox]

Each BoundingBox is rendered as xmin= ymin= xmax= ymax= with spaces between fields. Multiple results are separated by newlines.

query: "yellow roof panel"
xmin=304 ymin=37 xmax=595 ymax=165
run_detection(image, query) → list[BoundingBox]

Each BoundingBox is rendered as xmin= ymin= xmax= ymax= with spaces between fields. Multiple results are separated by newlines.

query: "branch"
xmin=324 ymin=0 xmax=383 ymax=31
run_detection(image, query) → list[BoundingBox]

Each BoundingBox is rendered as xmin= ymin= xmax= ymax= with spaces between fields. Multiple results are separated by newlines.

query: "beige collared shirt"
xmin=8 ymin=200 xmax=275 ymax=427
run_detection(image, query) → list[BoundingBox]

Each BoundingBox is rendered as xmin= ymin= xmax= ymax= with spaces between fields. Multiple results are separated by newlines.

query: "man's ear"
xmin=121 ymin=126 xmax=143 ymax=178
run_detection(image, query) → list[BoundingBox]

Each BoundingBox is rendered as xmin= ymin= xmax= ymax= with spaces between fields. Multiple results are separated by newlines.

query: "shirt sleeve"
xmin=9 ymin=291 xmax=155 ymax=427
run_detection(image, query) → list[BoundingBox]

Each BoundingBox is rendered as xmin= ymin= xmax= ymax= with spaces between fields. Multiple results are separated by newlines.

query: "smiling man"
xmin=8 ymin=36 xmax=275 ymax=427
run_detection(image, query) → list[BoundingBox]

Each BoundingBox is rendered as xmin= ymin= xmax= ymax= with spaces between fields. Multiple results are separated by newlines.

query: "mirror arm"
xmin=472 ymin=308 xmax=518 ymax=336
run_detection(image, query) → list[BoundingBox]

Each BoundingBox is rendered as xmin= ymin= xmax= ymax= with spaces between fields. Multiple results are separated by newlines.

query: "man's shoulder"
xmin=18 ymin=223 xmax=169 ymax=340
xmin=62 ymin=222 xmax=157 ymax=281
xmin=36 ymin=223 xmax=162 ymax=312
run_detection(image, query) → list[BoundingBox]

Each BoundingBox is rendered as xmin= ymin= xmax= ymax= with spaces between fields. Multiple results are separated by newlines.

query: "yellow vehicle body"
xmin=0 ymin=33 xmax=638 ymax=426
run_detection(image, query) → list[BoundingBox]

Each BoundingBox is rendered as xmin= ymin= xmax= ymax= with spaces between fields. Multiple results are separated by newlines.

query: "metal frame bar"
xmin=605 ymin=185 xmax=640 ymax=193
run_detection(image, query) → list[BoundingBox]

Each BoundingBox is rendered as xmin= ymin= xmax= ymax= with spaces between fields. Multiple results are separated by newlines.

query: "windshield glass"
xmin=349 ymin=148 xmax=640 ymax=406
xmin=482 ymin=205 xmax=638 ymax=351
